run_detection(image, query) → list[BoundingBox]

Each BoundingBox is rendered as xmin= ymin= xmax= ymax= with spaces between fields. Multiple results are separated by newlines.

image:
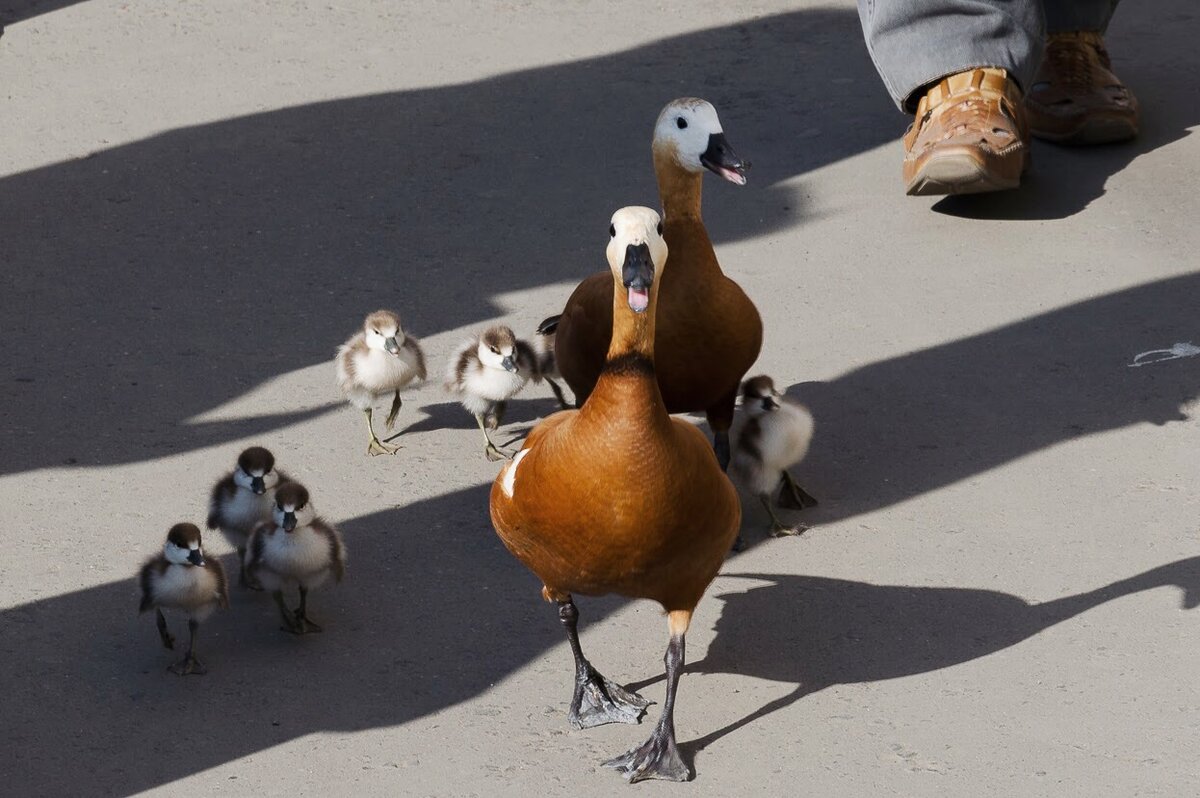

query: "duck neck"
xmin=654 ymin=145 xmax=703 ymax=222
xmin=585 ymin=287 xmax=668 ymax=427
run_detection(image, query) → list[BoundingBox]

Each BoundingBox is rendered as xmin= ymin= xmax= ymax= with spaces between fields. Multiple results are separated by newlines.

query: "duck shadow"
xmin=784 ymin=271 xmax=1200 ymax=524
xmin=0 ymin=5 xmax=892 ymax=478
xmin=398 ymin=395 xmax=567 ymax=438
xmin=627 ymin=558 xmax=1200 ymax=768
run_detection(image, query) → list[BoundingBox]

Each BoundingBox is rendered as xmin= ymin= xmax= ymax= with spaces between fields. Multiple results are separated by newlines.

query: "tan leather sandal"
xmin=1025 ymin=31 xmax=1138 ymax=145
xmin=903 ymin=67 xmax=1029 ymax=197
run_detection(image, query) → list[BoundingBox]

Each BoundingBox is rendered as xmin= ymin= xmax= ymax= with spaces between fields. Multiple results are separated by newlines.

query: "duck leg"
xmin=476 ymin=413 xmax=511 ymax=461
xmin=706 ymin=387 xmax=738 ymax=471
xmin=364 ymin=408 xmax=398 ymax=456
xmin=384 ymin=390 xmax=403 ymax=429
xmin=291 ymin=586 xmax=323 ymax=634
xmin=274 ymin=590 xmax=303 ymax=634
xmin=777 ymin=470 xmax=818 ymax=510
xmin=237 ymin=546 xmax=263 ymax=590
xmin=545 ymin=378 xmax=571 ymax=410
xmin=168 ymin=619 xmax=207 ymax=675
xmin=760 ymin=495 xmax=809 ymax=538
xmin=605 ymin=610 xmax=691 ymax=782
xmin=558 ymin=599 xmax=650 ymax=728
xmin=155 ymin=608 xmax=175 ymax=650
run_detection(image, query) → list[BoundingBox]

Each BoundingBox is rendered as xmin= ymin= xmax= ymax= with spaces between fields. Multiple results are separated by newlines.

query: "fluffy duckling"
xmin=244 ymin=481 xmax=345 ymax=635
xmin=730 ymin=375 xmax=818 ymax=541
xmin=336 ymin=309 xmax=427 ymax=456
xmin=207 ymin=445 xmax=288 ymax=588
xmin=548 ymin=98 xmax=756 ymax=470
xmin=491 ymin=207 xmax=741 ymax=782
xmin=445 ymin=325 xmax=537 ymax=461
xmin=138 ymin=523 xmax=229 ymax=675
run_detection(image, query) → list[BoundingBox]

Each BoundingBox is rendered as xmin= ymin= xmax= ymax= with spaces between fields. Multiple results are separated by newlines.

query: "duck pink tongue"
xmin=628 ymin=287 xmax=650 ymax=312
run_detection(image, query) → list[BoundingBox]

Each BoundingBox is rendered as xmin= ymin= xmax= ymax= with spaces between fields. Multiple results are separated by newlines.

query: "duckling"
xmin=730 ymin=375 xmax=818 ymax=542
xmin=445 ymin=325 xmax=537 ymax=461
xmin=491 ymin=207 xmax=740 ymax=783
xmin=336 ymin=309 xmax=428 ymax=456
xmin=138 ymin=523 xmax=229 ymax=675
xmin=548 ymin=98 xmax=757 ymax=470
xmin=244 ymin=481 xmax=345 ymax=635
xmin=532 ymin=325 xmax=572 ymax=410
xmin=207 ymin=445 xmax=288 ymax=588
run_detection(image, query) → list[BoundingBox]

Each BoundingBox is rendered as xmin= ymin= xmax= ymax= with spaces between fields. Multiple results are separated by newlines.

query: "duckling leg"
xmin=384 ymin=391 xmax=403 ymax=430
xmin=365 ymin=408 xmax=399 ymax=456
xmin=168 ymin=619 xmax=207 ymax=675
xmin=777 ymin=470 xmax=818 ymax=510
xmin=545 ymin=378 xmax=571 ymax=410
xmin=476 ymin=413 xmax=511 ymax=461
xmin=604 ymin=610 xmax=691 ymax=782
xmin=237 ymin=546 xmax=263 ymax=590
xmin=155 ymin=608 xmax=175 ymax=650
xmin=558 ymin=599 xmax=650 ymax=728
xmin=291 ymin=586 xmax=323 ymax=634
xmin=274 ymin=590 xmax=303 ymax=634
xmin=760 ymin=495 xmax=809 ymax=538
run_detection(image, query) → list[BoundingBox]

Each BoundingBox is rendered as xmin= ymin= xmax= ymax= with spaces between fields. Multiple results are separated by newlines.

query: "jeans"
xmin=857 ymin=0 xmax=1122 ymax=111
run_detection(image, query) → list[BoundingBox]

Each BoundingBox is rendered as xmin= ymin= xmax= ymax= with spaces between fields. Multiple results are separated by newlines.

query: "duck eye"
xmin=656 ymin=222 xmax=663 ymax=235
xmin=489 ymin=345 xmax=500 ymax=354
xmin=609 ymin=224 xmax=616 ymax=238
xmin=676 ymin=117 xmax=687 ymax=130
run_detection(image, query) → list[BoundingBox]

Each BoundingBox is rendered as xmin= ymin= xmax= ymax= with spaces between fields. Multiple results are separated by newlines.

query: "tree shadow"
xmin=0 ymin=6 xmax=894 ymax=478
xmin=786 ymin=272 xmax=1200 ymax=524
xmin=662 ymin=558 xmax=1200 ymax=767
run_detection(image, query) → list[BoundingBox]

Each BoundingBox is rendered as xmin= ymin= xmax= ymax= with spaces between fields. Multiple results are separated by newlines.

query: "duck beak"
xmin=187 ymin=549 xmax=205 ymax=566
xmin=762 ymin=397 xmax=780 ymax=411
xmin=622 ymin=242 xmax=655 ymax=313
xmin=700 ymin=132 xmax=748 ymax=185
xmin=385 ymin=336 xmax=401 ymax=355
xmin=501 ymin=355 xmax=517 ymax=372
xmin=251 ymin=476 xmax=266 ymax=495
xmin=282 ymin=511 xmax=297 ymax=532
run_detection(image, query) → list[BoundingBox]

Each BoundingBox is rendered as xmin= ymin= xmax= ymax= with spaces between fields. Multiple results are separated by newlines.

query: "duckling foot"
xmin=484 ymin=442 xmax=512 ymax=462
xmin=603 ymin=723 xmax=689 ymax=783
xmin=168 ymin=654 xmax=207 ymax=676
xmin=571 ymin=669 xmax=652 ymax=729
xmin=769 ymin=521 xmax=810 ymax=538
xmin=290 ymin=610 xmax=323 ymax=635
xmin=238 ymin=560 xmax=264 ymax=591
xmin=777 ymin=471 xmax=817 ymax=510
xmin=367 ymin=437 xmax=399 ymax=456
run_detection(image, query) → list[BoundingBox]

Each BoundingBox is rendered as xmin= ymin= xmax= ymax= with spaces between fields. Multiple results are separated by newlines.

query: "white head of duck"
xmin=652 ymin=98 xmax=748 ymax=185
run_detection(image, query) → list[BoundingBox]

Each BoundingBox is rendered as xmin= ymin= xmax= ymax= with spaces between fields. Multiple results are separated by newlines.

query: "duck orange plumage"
xmin=490 ymin=206 xmax=740 ymax=783
xmin=547 ymin=98 xmax=759 ymax=469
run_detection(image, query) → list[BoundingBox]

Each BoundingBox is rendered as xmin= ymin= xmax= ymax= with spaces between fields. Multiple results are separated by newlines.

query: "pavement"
xmin=1 ymin=1 xmax=1198 ymax=796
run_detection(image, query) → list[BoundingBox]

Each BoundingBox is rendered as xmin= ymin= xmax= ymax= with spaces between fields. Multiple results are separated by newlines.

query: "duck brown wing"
xmin=208 ymin=558 xmax=230 ymax=609
xmin=312 ymin=518 xmax=347 ymax=583
xmin=206 ymin=474 xmax=236 ymax=529
xmin=403 ymin=335 xmax=428 ymax=381
xmin=138 ymin=557 xmax=166 ymax=613
xmin=554 ymin=271 xmax=614 ymax=404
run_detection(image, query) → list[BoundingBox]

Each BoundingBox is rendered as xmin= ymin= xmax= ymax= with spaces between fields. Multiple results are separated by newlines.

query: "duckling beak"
xmin=700 ymin=132 xmax=748 ymax=185
xmin=501 ymin=355 xmax=517 ymax=372
xmin=622 ymin=242 xmax=655 ymax=313
xmin=187 ymin=549 xmax=205 ymax=566
xmin=251 ymin=476 xmax=266 ymax=495
xmin=762 ymin=397 xmax=780 ymax=411
xmin=282 ymin=511 xmax=297 ymax=532
xmin=384 ymin=336 xmax=401 ymax=355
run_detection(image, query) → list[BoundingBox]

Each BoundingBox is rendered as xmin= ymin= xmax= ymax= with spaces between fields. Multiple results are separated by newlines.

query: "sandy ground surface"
xmin=1 ymin=1 xmax=1198 ymax=795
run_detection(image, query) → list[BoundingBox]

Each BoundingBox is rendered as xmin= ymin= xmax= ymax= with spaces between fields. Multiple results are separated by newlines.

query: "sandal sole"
xmin=905 ymin=153 xmax=1022 ymax=197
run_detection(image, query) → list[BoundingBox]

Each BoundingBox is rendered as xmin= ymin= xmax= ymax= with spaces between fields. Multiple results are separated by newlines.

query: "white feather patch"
xmin=500 ymin=448 xmax=529 ymax=498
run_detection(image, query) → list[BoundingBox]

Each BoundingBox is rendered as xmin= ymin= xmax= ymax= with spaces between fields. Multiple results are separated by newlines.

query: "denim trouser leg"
xmin=1043 ymin=0 xmax=1120 ymax=33
xmin=857 ymin=0 xmax=1045 ymax=111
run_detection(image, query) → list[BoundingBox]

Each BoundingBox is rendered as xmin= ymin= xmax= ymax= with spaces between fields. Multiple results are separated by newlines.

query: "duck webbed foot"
xmin=365 ymin=408 xmax=399 ymax=456
xmin=168 ymin=653 xmax=207 ymax=676
xmin=558 ymin=599 xmax=650 ymax=729
xmin=285 ymin=587 xmax=323 ymax=634
xmin=760 ymin=495 xmax=809 ymax=538
xmin=603 ymin=719 xmax=688 ymax=782
xmin=476 ymin=413 xmax=512 ymax=461
xmin=777 ymin=470 xmax=817 ymax=509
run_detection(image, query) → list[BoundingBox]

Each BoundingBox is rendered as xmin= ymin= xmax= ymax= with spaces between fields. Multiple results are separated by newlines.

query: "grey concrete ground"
xmin=1 ymin=1 xmax=1198 ymax=795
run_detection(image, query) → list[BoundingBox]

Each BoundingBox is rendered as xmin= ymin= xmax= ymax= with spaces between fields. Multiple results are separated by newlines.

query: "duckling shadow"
xmin=0 ymin=4 xmax=890 ymax=478
xmin=400 ymin=398 xmax=566 ymax=437
xmin=668 ymin=559 xmax=1200 ymax=763
xmin=781 ymin=271 xmax=1200 ymax=525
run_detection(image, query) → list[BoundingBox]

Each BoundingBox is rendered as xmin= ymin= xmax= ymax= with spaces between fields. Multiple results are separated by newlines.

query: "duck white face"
xmin=164 ymin=523 xmax=205 ymax=566
xmin=233 ymin=446 xmax=279 ymax=495
xmin=653 ymin=98 xmax=747 ymax=184
xmin=477 ymin=327 xmax=519 ymax=372
xmin=363 ymin=310 xmax=405 ymax=355
xmin=272 ymin=482 xmax=315 ymax=532
xmin=606 ymin=207 xmax=668 ymax=313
